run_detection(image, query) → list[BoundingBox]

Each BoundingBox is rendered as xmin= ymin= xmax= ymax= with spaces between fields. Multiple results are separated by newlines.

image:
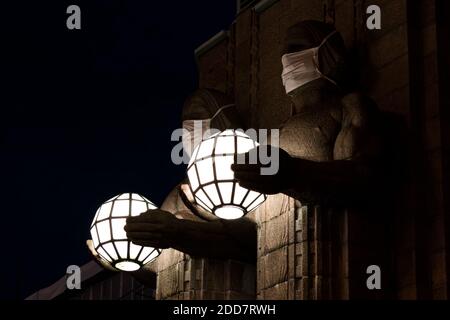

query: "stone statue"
xmin=124 ymin=89 xmax=258 ymax=263
xmin=88 ymin=20 xmax=389 ymax=299
xmin=238 ymin=21 xmax=391 ymax=299
xmin=88 ymin=89 xmax=259 ymax=298
xmin=232 ymin=20 xmax=385 ymax=205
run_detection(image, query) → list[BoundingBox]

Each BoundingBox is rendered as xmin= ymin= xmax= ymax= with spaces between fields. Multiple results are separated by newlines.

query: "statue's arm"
xmin=125 ymin=209 xmax=256 ymax=263
xmin=171 ymin=215 xmax=256 ymax=263
xmin=125 ymin=184 xmax=257 ymax=263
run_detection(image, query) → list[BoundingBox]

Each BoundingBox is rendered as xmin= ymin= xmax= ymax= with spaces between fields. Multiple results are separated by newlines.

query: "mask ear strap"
xmin=313 ymin=30 xmax=339 ymax=87
xmin=319 ymin=30 xmax=338 ymax=48
xmin=210 ymin=104 xmax=234 ymax=121
xmin=317 ymin=70 xmax=338 ymax=86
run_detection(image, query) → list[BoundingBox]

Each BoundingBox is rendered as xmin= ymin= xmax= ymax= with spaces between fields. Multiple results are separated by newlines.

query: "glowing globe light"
xmin=90 ymin=193 xmax=161 ymax=272
xmin=187 ymin=129 xmax=267 ymax=220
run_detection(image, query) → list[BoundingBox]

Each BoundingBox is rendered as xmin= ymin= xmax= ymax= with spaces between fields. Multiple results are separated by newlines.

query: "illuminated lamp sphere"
xmin=187 ymin=129 xmax=267 ymax=220
xmin=90 ymin=193 xmax=161 ymax=272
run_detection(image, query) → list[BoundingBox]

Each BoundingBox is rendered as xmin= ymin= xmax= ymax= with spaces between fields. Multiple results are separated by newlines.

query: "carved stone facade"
xmin=256 ymin=196 xmax=351 ymax=299
xmin=191 ymin=0 xmax=450 ymax=300
xmin=155 ymin=250 xmax=255 ymax=300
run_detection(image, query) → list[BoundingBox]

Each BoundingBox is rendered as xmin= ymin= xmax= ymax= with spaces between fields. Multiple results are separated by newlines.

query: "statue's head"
xmin=281 ymin=20 xmax=350 ymax=101
xmin=181 ymin=88 xmax=243 ymax=157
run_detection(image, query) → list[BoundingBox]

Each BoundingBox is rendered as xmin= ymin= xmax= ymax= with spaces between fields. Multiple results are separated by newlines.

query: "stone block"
xmin=377 ymin=84 xmax=410 ymax=117
xmin=431 ymin=251 xmax=447 ymax=289
xmin=262 ymin=247 xmax=288 ymax=289
xmin=235 ymin=39 xmax=252 ymax=124
xmin=259 ymin=194 xmax=293 ymax=222
xmin=423 ymin=82 xmax=439 ymax=120
xmin=398 ymin=285 xmax=417 ymax=300
xmin=418 ymin=0 xmax=436 ymax=27
xmin=422 ymin=53 xmax=438 ymax=87
xmin=288 ymin=243 xmax=295 ymax=279
xmin=202 ymin=290 xmax=225 ymax=300
xmin=395 ymin=250 xmax=416 ymax=289
xmin=295 ymin=277 xmax=309 ymax=300
xmin=257 ymin=253 xmax=265 ymax=293
xmin=156 ymin=248 xmax=184 ymax=272
xmin=420 ymin=23 xmax=437 ymax=57
xmin=368 ymin=24 xmax=408 ymax=69
xmin=225 ymin=290 xmax=254 ymax=300
xmin=295 ymin=248 xmax=308 ymax=277
xmin=257 ymin=79 xmax=291 ymax=128
xmin=424 ymin=117 xmax=441 ymax=150
xmin=394 ymin=203 xmax=414 ymax=244
xmin=198 ymin=41 xmax=228 ymax=91
xmin=432 ymin=286 xmax=447 ymax=300
xmin=263 ymin=212 xmax=288 ymax=253
xmin=313 ymin=275 xmax=323 ymax=300
xmin=287 ymin=0 xmax=323 ymax=23
xmin=227 ymin=260 xmax=256 ymax=294
xmin=430 ymin=214 xmax=446 ymax=252
xmin=262 ymin=281 xmax=288 ymax=300
xmin=259 ymin=0 xmax=282 ymax=36
xmin=157 ymin=265 xmax=181 ymax=299
xmin=205 ymin=259 xmax=225 ymax=292
xmin=425 ymin=149 xmax=443 ymax=184
xmin=236 ymin=9 xmax=252 ymax=45
xmin=369 ymin=53 xmax=409 ymax=100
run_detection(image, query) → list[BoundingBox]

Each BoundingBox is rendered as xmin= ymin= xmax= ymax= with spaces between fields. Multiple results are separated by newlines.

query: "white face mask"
xmin=182 ymin=104 xmax=234 ymax=157
xmin=281 ymin=30 xmax=337 ymax=94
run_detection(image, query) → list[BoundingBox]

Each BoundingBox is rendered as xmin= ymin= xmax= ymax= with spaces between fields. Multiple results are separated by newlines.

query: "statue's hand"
xmin=125 ymin=209 xmax=180 ymax=249
xmin=231 ymin=145 xmax=294 ymax=194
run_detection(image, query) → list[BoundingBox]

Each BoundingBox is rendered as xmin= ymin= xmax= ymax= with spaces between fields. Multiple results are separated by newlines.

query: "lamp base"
xmin=114 ymin=260 xmax=140 ymax=272
xmin=214 ymin=205 xmax=245 ymax=220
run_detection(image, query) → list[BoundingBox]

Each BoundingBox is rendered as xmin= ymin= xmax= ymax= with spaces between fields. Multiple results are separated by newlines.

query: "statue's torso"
xmin=280 ymin=104 xmax=342 ymax=161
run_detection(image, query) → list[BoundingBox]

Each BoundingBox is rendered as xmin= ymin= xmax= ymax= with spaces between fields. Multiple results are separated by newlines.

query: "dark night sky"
xmin=1 ymin=0 xmax=235 ymax=299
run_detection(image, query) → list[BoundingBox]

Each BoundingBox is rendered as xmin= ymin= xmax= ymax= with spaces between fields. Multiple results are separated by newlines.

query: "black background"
xmin=1 ymin=0 xmax=235 ymax=299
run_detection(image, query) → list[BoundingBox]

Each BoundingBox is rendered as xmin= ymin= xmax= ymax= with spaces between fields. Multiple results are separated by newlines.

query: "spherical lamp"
xmin=90 ymin=193 xmax=161 ymax=272
xmin=187 ymin=129 xmax=267 ymax=220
